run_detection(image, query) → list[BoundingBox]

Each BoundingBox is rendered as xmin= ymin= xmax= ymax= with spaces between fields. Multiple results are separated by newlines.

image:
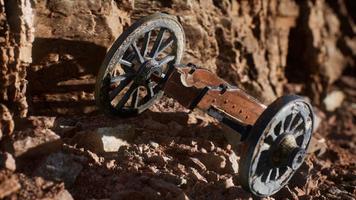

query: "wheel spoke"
xmin=266 ymin=169 xmax=272 ymax=182
xmin=280 ymin=119 xmax=285 ymax=135
xmin=275 ymin=168 xmax=280 ymax=180
xmin=158 ymin=55 xmax=175 ymax=66
xmin=131 ymin=88 xmax=139 ymax=108
xmin=260 ymin=143 xmax=270 ymax=152
xmin=109 ymin=76 xmax=133 ymax=100
xmin=119 ymin=58 xmax=136 ymax=73
xmin=131 ymin=42 xmax=145 ymax=64
xmin=119 ymin=59 xmax=133 ymax=67
xmin=146 ymin=81 xmax=155 ymax=97
xmin=141 ymin=31 xmax=151 ymax=57
xmin=157 ymin=36 xmax=174 ymax=54
xmin=287 ymin=113 xmax=297 ymax=131
xmin=291 ymin=118 xmax=303 ymax=132
xmin=110 ymin=73 xmax=134 ymax=85
xmin=149 ymin=28 xmax=165 ymax=58
xmin=116 ymin=83 xmax=138 ymax=109
xmin=255 ymin=150 xmax=269 ymax=174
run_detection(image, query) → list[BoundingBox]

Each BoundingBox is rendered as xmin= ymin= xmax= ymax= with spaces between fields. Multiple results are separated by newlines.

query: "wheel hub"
xmin=135 ymin=59 xmax=162 ymax=84
xmin=271 ymin=133 xmax=305 ymax=170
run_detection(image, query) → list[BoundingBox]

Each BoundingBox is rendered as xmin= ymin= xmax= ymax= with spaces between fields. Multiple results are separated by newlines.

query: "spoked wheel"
xmin=239 ymin=95 xmax=314 ymax=197
xmin=95 ymin=13 xmax=185 ymax=116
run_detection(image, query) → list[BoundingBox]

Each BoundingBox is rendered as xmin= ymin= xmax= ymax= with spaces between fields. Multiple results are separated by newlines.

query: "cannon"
xmin=94 ymin=13 xmax=314 ymax=197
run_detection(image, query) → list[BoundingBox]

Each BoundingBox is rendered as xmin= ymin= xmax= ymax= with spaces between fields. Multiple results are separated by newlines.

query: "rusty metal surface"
xmin=163 ymin=66 xmax=266 ymax=125
xmin=197 ymin=88 xmax=265 ymax=125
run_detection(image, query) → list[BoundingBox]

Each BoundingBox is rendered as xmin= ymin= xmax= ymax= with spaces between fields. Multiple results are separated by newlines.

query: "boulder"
xmin=72 ymin=124 xmax=135 ymax=153
xmin=6 ymin=128 xmax=62 ymax=157
xmin=34 ymin=152 xmax=85 ymax=186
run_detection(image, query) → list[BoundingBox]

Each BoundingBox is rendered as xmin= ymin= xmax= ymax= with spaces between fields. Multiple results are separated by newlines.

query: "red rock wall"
xmin=0 ymin=0 xmax=34 ymax=138
xmin=3 ymin=0 xmax=355 ymax=115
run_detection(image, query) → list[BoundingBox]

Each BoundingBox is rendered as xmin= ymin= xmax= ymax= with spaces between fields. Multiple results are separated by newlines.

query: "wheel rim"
xmin=239 ymin=95 xmax=314 ymax=197
xmin=95 ymin=13 xmax=185 ymax=116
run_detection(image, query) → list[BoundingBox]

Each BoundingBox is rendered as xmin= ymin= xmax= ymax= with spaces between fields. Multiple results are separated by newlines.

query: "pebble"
xmin=0 ymin=152 xmax=16 ymax=171
xmin=188 ymin=167 xmax=207 ymax=183
xmin=187 ymin=157 xmax=206 ymax=171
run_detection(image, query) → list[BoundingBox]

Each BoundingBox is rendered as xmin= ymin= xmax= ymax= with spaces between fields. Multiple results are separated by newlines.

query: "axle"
xmin=162 ymin=64 xmax=266 ymax=139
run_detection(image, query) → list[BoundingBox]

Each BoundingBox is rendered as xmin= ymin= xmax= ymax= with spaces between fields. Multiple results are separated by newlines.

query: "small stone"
xmin=149 ymin=141 xmax=159 ymax=149
xmin=34 ymin=176 xmax=45 ymax=187
xmin=307 ymin=137 xmax=327 ymax=156
xmin=0 ymin=104 xmax=14 ymax=139
xmin=293 ymin=186 xmax=306 ymax=196
xmin=225 ymin=151 xmax=239 ymax=173
xmin=198 ymin=153 xmax=226 ymax=171
xmin=86 ymin=150 xmax=101 ymax=164
xmin=188 ymin=167 xmax=207 ymax=183
xmin=0 ymin=152 xmax=16 ymax=171
xmin=34 ymin=152 xmax=84 ymax=186
xmin=200 ymin=148 xmax=207 ymax=153
xmin=146 ymin=155 xmax=170 ymax=167
xmin=161 ymin=173 xmax=187 ymax=186
xmin=53 ymin=189 xmax=74 ymax=200
xmin=176 ymin=163 xmax=187 ymax=175
xmin=0 ymin=175 xmax=21 ymax=199
xmin=323 ymin=90 xmax=345 ymax=112
xmin=187 ymin=157 xmax=206 ymax=171
xmin=223 ymin=177 xmax=234 ymax=189
xmin=201 ymin=141 xmax=215 ymax=152
xmin=46 ymin=53 xmax=59 ymax=63
xmin=205 ymin=171 xmax=219 ymax=182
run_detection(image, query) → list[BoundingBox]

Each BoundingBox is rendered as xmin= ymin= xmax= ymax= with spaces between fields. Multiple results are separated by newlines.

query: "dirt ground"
xmin=0 ymin=73 xmax=354 ymax=200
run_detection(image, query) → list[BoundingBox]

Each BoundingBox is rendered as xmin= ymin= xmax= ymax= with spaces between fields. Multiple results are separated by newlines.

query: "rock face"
xmin=0 ymin=104 xmax=14 ymax=140
xmin=0 ymin=0 xmax=34 ymax=118
xmin=286 ymin=0 xmax=356 ymax=104
xmin=26 ymin=0 xmax=355 ymax=116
